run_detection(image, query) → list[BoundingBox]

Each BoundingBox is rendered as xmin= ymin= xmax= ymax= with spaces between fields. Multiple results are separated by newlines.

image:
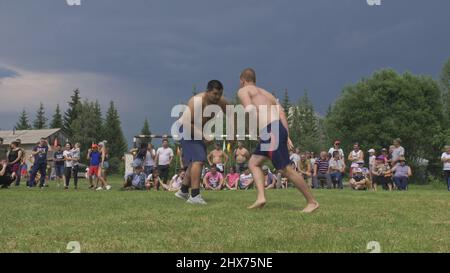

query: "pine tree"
xmin=50 ymin=104 xmax=63 ymax=129
xmin=103 ymin=101 xmax=127 ymax=160
xmin=281 ymin=89 xmax=291 ymax=117
xmin=33 ymin=102 xmax=47 ymax=129
xmin=64 ymin=89 xmax=81 ymax=138
xmin=15 ymin=110 xmax=32 ymax=130
xmin=141 ymin=118 xmax=151 ymax=135
xmin=92 ymin=100 xmax=103 ymax=141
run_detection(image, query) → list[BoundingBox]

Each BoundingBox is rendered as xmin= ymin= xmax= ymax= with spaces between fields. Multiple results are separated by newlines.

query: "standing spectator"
xmin=372 ymin=156 xmax=392 ymax=191
xmin=97 ymin=141 xmax=112 ymax=191
xmin=0 ymin=137 xmax=7 ymax=161
xmin=289 ymin=148 xmax=301 ymax=171
xmin=368 ymin=149 xmax=376 ymax=173
xmin=380 ymin=148 xmax=389 ymax=164
xmin=312 ymin=151 xmax=332 ymax=189
xmin=7 ymin=141 xmax=23 ymax=186
xmin=391 ymin=138 xmax=405 ymax=165
xmin=328 ymin=140 xmax=345 ymax=161
xmin=329 ymin=151 xmax=345 ymax=189
xmin=131 ymin=143 xmax=147 ymax=167
xmin=71 ymin=143 xmax=81 ymax=189
xmin=208 ymin=143 xmax=229 ymax=173
xmin=29 ymin=138 xmax=51 ymax=189
xmin=348 ymin=143 xmax=364 ymax=176
xmin=441 ymin=145 xmax=450 ymax=191
xmin=63 ymin=143 xmax=74 ymax=190
xmin=391 ymin=157 xmax=412 ymax=191
xmin=234 ymin=141 xmax=250 ymax=173
xmin=225 ymin=166 xmax=240 ymax=190
xmin=298 ymin=153 xmax=312 ymax=188
xmin=263 ymin=165 xmax=276 ymax=189
xmin=239 ymin=168 xmax=254 ymax=190
xmin=156 ymin=139 xmax=174 ymax=187
xmin=87 ymin=144 xmax=101 ymax=190
xmin=53 ymin=144 xmax=65 ymax=187
xmin=162 ymin=169 xmax=186 ymax=192
xmin=203 ymin=165 xmax=224 ymax=190
xmin=144 ymin=143 xmax=156 ymax=176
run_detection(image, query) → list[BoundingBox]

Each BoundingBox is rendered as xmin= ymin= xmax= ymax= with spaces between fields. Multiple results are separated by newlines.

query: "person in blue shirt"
xmin=29 ymin=138 xmax=51 ymax=188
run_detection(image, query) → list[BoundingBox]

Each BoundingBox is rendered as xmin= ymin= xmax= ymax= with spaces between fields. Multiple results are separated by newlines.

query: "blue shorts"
xmin=55 ymin=165 xmax=64 ymax=177
xmin=181 ymin=139 xmax=207 ymax=166
xmin=253 ymin=121 xmax=290 ymax=170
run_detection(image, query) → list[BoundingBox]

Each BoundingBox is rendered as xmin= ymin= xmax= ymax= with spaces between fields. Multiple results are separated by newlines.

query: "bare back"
xmin=237 ymin=85 xmax=281 ymax=128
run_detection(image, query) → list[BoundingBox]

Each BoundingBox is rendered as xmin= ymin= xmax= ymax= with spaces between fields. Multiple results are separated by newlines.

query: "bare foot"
xmin=247 ymin=200 xmax=266 ymax=209
xmin=301 ymin=202 xmax=319 ymax=213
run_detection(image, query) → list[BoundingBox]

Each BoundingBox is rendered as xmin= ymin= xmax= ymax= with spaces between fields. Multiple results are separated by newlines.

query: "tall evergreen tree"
xmin=15 ymin=109 xmax=32 ymax=130
xmin=50 ymin=104 xmax=63 ymax=129
xmin=141 ymin=118 xmax=151 ymax=135
xmin=64 ymin=89 xmax=81 ymax=138
xmin=33 ymin=102 xmax=47 ymax=129
xmin=92 ymin=100 xmax=103 ymax=141
xmin=281 ymin=89 xmax=291 ymax=118
xmin=103 ymin=101 xmax=127 ymax=160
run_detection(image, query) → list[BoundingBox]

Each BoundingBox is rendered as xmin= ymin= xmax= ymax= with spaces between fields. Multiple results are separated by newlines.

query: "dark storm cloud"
xmin=0 ymin=0 xmax=449 ymax=145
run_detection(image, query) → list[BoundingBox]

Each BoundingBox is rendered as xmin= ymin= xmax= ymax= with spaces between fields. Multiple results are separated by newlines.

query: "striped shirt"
xmin=315 ymin=159 xmax=329 ymax=174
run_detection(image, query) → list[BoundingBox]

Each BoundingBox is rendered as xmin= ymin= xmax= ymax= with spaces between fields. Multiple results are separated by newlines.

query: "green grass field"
xmin=1 ymin=176 xmax=449 ymax=253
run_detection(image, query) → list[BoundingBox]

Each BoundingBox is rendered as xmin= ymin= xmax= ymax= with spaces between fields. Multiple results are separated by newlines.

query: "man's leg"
xmin=325 ymin=173 xmax=332 ymax=189
xmin=39 ymin=163 xmax=46 ymax=187
xmin=29 ymin=164 xmax=38 ymax=187
xmin=312 ymin=175 xmax=319 ymax=189
xmin=247 ymin=155 xmax=267 ymax=209
xmin=189 ymin=161 xmax=203 ymax=197
xmin=282 ymin=165 xmax=319 ymax=213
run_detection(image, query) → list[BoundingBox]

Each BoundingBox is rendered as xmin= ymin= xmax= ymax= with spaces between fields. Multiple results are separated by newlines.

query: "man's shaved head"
xmin=240 ymin=68 xmax=256 ymax=83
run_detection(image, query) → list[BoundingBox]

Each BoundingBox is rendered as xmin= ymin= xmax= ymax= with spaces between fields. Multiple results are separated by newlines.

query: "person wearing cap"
xmin=391 ymin=157 xmax=412 ymax=191
xmin=97 ymin=141 xmax=112 ymax=191
xmin=371 ymin=156 xmax=392 ymax=191
xmin=349 ymin=167 xmax=371 ymax=190
xmin=122 ymin=165 xmax=147 ymax=190
xmin=328 ymin=140 xmax=345 ymax=162
xmin=298 ymin=153 xmax=312 ymax=188
xmin=329 ymin=151 xmax=346 ymax=189
xmin=441 ymin=145 xmax=450 ymax=191
xmin=87 ymin=144 xmax=101 ymax=189
xmin=262 ymin=165 xmax=276 ymax=189
xmin=29 ymin=138 xmax=52 ymax=188
xmin=0 ymin=137 xmax=8 ymax=161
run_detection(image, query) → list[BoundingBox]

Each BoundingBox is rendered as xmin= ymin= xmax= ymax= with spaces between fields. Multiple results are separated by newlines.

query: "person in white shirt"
xmin=156 ymin=139 xmax=174 ymax=188
xmin=328 ymin=140 xmax=345 ymax=162
xmin=391 ymin=138 xmax=405 ymax=165
xmin=368 ymin=149 xmax=376 ymax=178
xmin=441 ymin=145 xmax=450 ymax=191
xmin=239 ymin=168 xmax=254 ymax=190
xmin=289 ymin=148 xmax=301 ymax=171
xmin=63 ymin=143 xmax=74 ymax=190
xmin=348 ymin=142 xmax=364 ymax=176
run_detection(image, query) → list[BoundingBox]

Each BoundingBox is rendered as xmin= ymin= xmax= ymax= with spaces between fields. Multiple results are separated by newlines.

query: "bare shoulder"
xmin=260 ymin=88 xmax=278 ymax=103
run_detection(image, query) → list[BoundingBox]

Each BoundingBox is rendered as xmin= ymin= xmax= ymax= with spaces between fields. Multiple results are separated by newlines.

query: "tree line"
xmin=14 ymin=89 xmax=128 ymax=173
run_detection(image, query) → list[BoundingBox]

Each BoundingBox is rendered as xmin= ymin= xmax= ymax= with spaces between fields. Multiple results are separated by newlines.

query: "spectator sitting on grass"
xmin=162 ymin=169 xmax=186 ymax=192
xmin=122 ymin=165 xmax=147 ymax=190
xmin=262 ymin=165 xmax=276 ymax=189
xmin=372 ymin=156 xmax=392 ymax=192
xmin=349 ymin=168 xmax=371 ymax=190
xmin=146 ymin=168 xmax=162 ymax=191
xmin=203 ymin=164 xmax=224 ymax=191
xmin=224 ymin=166 xmax=240 ymax=190
xmin=391 ymin=157 xmax=412 ymax=191
xmin=239 ymin=168 xmax=254 ymax=190
xmin=0 ymin=160 xmax=15 ymax=189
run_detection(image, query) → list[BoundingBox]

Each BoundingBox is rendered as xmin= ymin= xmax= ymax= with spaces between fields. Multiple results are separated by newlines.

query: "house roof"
xmin=0 ymin=128 xmax=63 ymax=145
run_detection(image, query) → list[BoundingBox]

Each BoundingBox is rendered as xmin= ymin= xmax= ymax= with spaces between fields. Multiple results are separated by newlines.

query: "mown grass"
xmin=0 ymin=177 xmax=449 ymax=253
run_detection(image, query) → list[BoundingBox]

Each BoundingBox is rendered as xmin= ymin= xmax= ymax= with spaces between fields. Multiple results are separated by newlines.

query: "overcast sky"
xmin=1 ymin=0 xmax=449 ymax=146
